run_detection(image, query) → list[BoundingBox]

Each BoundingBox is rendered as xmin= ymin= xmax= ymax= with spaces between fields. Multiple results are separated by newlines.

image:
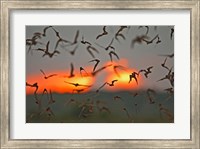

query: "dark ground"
xmin=26 ymin=90 xmax=174 ymax=123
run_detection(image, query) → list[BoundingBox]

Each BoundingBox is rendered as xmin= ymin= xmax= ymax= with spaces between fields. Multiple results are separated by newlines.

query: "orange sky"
xmin=26 ymin=69 xmax=94 ymax=94
xmin=26 ymin=59 xmax=143 ymax=95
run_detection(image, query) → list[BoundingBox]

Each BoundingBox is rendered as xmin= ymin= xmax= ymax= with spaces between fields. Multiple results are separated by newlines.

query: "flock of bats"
xmin=26 ymin=26 xmax=174 ymax=122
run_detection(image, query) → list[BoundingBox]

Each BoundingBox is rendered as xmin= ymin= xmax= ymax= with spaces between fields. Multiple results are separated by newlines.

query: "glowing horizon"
xmin=26 ymin=60 xmax=143 ymax=94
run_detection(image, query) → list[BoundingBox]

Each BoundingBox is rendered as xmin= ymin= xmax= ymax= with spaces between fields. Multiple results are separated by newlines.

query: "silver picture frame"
xmin=1 ymin=0 xmax=199 ymax=148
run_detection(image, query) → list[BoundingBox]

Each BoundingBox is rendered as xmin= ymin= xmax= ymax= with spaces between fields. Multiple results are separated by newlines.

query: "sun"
xmin=116 ymin=72 xmax=131 ymax=83
xmin=106 ymin=61 xmax=143 ymax=91
xmin=64 ymin=75 xmax=94 ymax=93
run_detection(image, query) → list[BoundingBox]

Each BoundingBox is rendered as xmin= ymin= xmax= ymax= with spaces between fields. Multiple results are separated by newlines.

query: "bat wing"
xmin=147 ymin=66 xmax=153 ymax=71
xmin=96 ymin=33 xmax=103 ymax=40
xmin=79 ymin=84 xmax=92 ymax=87
xmin=64 ymin=81 xmax=75 ymax=86
xmin=157 ymin=77 xmax=166 ymax=82
xmin=163 ymin=57 xmax=167 ymax=64
xmin=74 ymin=30 xmax=79 ymax=43
xmin=37 ymin=48 xmax=45 ymax=52
xmin=54 ymin=39 xmax=62 ymax=50
xmin=92 ymin=64 xmax=112 ymax=76
xmin=46 ymin=41 xmax=50 ymax=51
xmin=93 ymin=60 xmax=100 ymax=72
xmin=40 ymin=69 xmax=46 ymax=76
xmin=103 ymin=26 xmax=107 ymax=33
xmin=170 ymin=28 xmax=174 ymax=40
xmin=47 ymin=74 xmax=57 ymax=78
xmin=43 ymin=26 xmax=52 ymax=35
xmin=131 ymin=39 xmax=137 ymax=48
xmin=42 ymin=88 xmax=48 ymax=95
xmin=87 ymin=48 xmax=95 ymax=58
xmin=109 ymin=51 xmax=119 ymax=61
xmin=96 ymin=82 xmax=107 ymax=92
xmin=145 ymin=26 xmax=149 ymax=35
xmin=70 ymin=63 xmax=74 ymax=76
xmin=88 ymin=46 xmax=99 ymax=53
xmin=129 ymin=75 xmax=132 ymax=83
xmin=116 ymin=33 xmax=126 ymax=40
xmin=111 ymin=51 xmax=119 ymax=59
xmin=112 ymin=80 xmax=118 ymax=84
xmin=139 ymin=69 xmax=146 ymax=73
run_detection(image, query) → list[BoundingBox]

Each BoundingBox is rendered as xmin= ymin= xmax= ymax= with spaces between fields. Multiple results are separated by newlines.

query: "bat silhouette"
xmin=37 ymin=41 xmax=60 ymax=58
xmin=139 ymin=66 xmax=153 ymax=78
xmin=161 ymin=58 xmax=169 ymax=70
xmin=96 ymin=80 xmax=118 ymax=93
xmin=129 ymin=72 xmax=139 ymax=84
xmin=96 ymin=26 xmax=108 ymax=40
xmin=159 ymin=104 xmax=173 ymax=122
xmin=72 ymin=88 xmax=85 ymax=93
xmin=115 ymin=26 xmax=127 ymax=41
xmin=138 ymin=26 xmax=149 ymax=35
xmin=113 ymin=65 xmax=128 ymax=77
xmin=156 ymin=36 xmax=161 ymax=44
xmin=33 ymin=26 xmax=53 ymax=37
xmin=40 ymin=69 xmax=57 ymax=79
xmin=64 ymin=81 xmax=92 ymax=87
xmin=67 ymin=45 xmax=78 ymax=56
xmin=51 ymin=27 xmax=72 ymax=49
xmin=80 ymin=67 xmax=89 ymax=77
xmin=131 ymin=35 xmax=150 ymax=48
xmin=147 ymin=88 xmax=156 ymax=95
xmin=107 ymin=80 xmax=118 ymax=86
xmin=158 ymin=53 xmax=174 ymax=58
xmin=96 ymin=82 xmax=107 ymax=93
xmin=48 ymin=90 xmax=55 ymax=104
xmin=68 ymin=63 xmax=75 ymax=78
xmin=89 ymin=59 xmax=100 ymax=72
xmin=45 ymin=107 xmax=55 ymax=117
xmin=147 ymin=95 xmax=155 ymax=104
xmin=86 ymin=45 xmax=99 ymax=58
xmin=64 ymin=98 xmax=76 ymax=106
xmin=99 ymin=106 xmax=111 ymax=114
xmin=34 ymin=93 xmax=41 ymax=107
xmin=157 ymin=67 xmax=173 ymax=82
xmin=164 ymin=87 xmax=174 ymax=95
xmin=26 ymin=82 xmax=38 ymax=94
xmin=26 ymin=35 xmax=43 ymax=54
xmin=170 ymin=28 xmax=174 ymax=40
xmin=142 ymin=34 xmax=159 ymax=45
xmin=42 ymin=88 xmax=48 ymax=95
xmin=42 ymin=88 xmax=48 ymax=96
xmin=91 ymin=64 xmax=112 ymax=76
xmin=146 ymin=89 xmax=156 ymax=104
xmin=109 ymin=51 xmax=120 ymax=62
xmin=113 ymin=96 xmax=122 ymax=101
xmin=81 ymin=36 xmax=92 ymax=45
xmin=122 ymin=107 xmax=132 ymax=121
xmin=69 ymin=30 xmax=79 ymax=46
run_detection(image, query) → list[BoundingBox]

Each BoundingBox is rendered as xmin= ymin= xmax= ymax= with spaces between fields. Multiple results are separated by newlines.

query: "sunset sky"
xmin=26 ymin=26 xmax=174 ymax=94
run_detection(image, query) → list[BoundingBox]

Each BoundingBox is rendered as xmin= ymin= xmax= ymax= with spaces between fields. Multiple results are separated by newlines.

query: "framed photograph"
xmin=26 ymin=25 xmax=175 ymax=124
xmin=1 ymin=0 xmax=199 ymax=148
